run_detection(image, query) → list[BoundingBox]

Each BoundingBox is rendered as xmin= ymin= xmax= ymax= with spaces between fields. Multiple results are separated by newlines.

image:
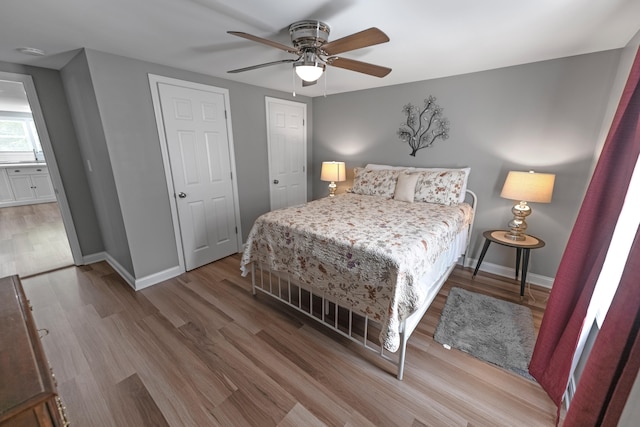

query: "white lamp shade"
xmin=295 ymin=64 xmax=324 ymax=82
xmin=320 ymin=161 xmax=346 ymax=182
xmin=500 ymin=171 xmax=555 ymax=203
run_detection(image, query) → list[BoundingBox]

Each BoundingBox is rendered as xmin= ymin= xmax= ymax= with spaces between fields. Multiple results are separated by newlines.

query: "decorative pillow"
xmin=351 ymin=168 xmax=401 ymax=198
xmin=366 ymin=165 xmax=470 ymax=202
xmin=394 ymin=172 xmax=420 ymax=202
xmin=412 ymin=167 xmax=471 ymax=203
xmin=413 ymin=170 xmax=467 ymax=205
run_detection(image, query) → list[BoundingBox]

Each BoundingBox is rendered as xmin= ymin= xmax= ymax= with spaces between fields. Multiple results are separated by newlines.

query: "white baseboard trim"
xmin=81 ymin=251 xmax=107 ymax=265
xmin=134 ymin=265 xmax=182 ymax=291
xmin=461 ymin=257 xmax=554 ymax=288
xmin=81 ymin=251 xmax=183 ymax=290
xmin=104 ymin=254 xmax=136 ymax=290
xmin=83 ymin=252 xmax=136 ymax=289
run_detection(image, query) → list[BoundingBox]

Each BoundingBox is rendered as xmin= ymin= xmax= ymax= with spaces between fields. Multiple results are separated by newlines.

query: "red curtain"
xmin=528 ymin=46 xmax=640 ymax=420
xmin=563 ymin=228 xmax=640 ymax=426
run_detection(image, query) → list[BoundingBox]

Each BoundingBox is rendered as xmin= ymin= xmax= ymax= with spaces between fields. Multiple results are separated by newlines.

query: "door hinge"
xmin=235 ymin=226 xmax=238 ymax=234
xmin=225 ymin=110 xmax=228 ymax=119
xmin=230 ymin=171 xmax=233 ymax=180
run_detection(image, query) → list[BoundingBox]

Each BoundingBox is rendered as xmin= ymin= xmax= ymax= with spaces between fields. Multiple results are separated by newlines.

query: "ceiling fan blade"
xmin=228 ymin=59 xmax=296 ymax=74
xmin=322 ymin=28 xmax=389 ymax=56
xmin=227 ymin=31 xmax=300 ymax=54
xmin=327 ymin=57 xmax=391 ymax=78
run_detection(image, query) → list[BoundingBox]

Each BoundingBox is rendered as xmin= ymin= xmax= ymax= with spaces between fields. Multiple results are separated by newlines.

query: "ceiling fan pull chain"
xmin=292 ymin=68 xmax=296 ymax=97
xmin=324 ymin=67 xmax=327 ymax=97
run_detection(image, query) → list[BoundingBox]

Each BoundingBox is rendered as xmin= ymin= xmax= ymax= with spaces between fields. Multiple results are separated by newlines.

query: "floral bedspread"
xmin=240 ymin=193 xmax=474 ymax=352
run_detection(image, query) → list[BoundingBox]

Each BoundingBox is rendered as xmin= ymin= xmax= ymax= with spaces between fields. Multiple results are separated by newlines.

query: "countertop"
xmin=0 ymin=162 xmax=47 ymax=168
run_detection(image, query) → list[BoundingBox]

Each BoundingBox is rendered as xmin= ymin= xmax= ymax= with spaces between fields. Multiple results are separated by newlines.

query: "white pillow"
xmin=394 ymin=172 xmax=420 ymax=202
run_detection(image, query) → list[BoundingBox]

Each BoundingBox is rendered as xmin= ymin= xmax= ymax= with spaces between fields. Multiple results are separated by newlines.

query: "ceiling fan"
xmin=227 ymin=20 xmax=391 ymax=86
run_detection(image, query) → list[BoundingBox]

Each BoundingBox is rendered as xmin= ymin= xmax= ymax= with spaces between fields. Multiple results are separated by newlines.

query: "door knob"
xmin=273 ymin=179 xmax=279 ymax=184
xmin=178 ymin=192 xmax=187 ymax=198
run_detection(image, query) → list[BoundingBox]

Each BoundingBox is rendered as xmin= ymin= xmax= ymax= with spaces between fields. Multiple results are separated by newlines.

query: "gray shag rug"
xmin=434 ymin=287 xmax=536 ymax=379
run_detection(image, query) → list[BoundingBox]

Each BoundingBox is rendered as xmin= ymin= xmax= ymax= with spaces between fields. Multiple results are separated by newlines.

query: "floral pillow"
xmin=413 ymin=170 xmax=466 ymax=205
xmin=350 ymin=167 xmax=401 ymax=198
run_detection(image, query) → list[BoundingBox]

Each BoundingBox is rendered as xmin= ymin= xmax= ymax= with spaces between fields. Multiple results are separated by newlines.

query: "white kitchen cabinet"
xmin=0 ymin=165 xmax=56 ymax=207
xmin=31 ymin=173 xmax=55 ymax=199
xmin=0 ymin=168 xmax=14 ymax=203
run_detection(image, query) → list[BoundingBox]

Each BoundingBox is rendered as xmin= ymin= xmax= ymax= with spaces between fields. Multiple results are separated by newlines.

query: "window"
xmin=0 ymin=113 xmax=43 ymax=163
xmin=592 ymin=153 xmax=640 ymax=326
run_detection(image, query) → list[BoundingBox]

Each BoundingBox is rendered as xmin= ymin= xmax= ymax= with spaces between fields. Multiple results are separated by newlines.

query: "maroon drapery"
xmin=563 ymin=228 xmax=640 ymax=426
xmin=528 ymin=46 xmax=640 ymax=418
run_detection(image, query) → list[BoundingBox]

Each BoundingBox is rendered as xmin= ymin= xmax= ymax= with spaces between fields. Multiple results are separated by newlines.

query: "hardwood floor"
xmin=21 ymin=255 xmax=557 ymax=426
xmin=0 ymin=202 xmax=73 ymax=278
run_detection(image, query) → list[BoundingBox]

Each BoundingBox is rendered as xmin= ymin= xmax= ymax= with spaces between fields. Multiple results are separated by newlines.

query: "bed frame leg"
xmin=397 ymin=330 xmax=408 ymax=380
xmin=251 ymin=263 xmax=257 ymax=296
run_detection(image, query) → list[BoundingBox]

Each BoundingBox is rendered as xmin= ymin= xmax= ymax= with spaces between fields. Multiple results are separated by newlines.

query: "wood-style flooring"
xmin=0 ymin=202 xmax=73 ymax=278
xmin=21 ymin=255 xmax=557 ymax=427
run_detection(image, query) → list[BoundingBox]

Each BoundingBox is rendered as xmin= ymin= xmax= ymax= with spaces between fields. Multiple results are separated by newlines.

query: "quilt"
xmin=240 ymin=193 xmax=473 ymax=352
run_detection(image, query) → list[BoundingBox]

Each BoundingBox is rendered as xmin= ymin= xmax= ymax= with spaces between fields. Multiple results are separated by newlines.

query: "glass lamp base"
xmin=328 ymin=182 xmax=337 ymax=197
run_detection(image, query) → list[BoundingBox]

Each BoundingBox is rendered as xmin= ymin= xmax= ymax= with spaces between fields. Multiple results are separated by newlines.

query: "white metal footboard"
xmin=249 ymin=258 xmax=458 ymax=380
xmin=250 ymin=262 xmax=403 ymax=377
xmin=248 ymin=190 xmax=477 ymax=380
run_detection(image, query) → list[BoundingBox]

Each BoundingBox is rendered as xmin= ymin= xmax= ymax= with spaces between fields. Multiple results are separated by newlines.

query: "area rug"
xmin=434 ymin=287 xmax=535 ymax=379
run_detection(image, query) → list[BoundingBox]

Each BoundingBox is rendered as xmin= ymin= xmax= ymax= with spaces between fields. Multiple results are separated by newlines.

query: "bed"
xmin=240 ymin=165 xmax=477 ymax=379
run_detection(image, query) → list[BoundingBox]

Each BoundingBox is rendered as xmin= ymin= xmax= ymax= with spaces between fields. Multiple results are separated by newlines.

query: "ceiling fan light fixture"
xmin=294 ymin=50 xmax=325 ymax=82
xmin=294 ymin=63 xmax=325 ymax=82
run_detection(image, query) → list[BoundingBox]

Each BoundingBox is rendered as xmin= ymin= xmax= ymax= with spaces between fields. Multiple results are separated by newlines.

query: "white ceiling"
xmin=1 ymin=0 xmax=640 ymax=98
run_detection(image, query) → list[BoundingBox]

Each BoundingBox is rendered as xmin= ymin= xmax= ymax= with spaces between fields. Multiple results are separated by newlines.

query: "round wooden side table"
xmin=472 ymin=229 xmax=545 ymax=297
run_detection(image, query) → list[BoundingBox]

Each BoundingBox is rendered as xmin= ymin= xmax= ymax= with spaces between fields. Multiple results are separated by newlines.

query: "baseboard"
xmin=81 ymin=251 xmax=136 ymax=290
xmin=134 ymin=265 xmax=182 ymax=290
xmin=81 ymin=252 xmax=107 ymax=265
xmin=461 ymin=257 xmax=554 ymax=288
xmin=81 ymin=251 xmax=182 ymax=291
xmin=104 ymin=254 xmax=136 ymax=290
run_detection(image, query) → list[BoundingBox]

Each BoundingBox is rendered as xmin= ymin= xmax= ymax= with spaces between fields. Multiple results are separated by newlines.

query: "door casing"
xmin=0 ymin=71 xmax=82 ymax=266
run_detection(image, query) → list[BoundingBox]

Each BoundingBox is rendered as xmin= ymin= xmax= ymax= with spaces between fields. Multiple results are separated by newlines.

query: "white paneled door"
xmin=266 ymin=97 xmax=307 ymax=210
xmin=157 ymin=82 xmax=239 ymax=271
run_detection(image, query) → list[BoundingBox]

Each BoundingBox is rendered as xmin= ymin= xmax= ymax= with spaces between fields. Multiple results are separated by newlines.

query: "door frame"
xmin=148 ymin=74 xmax=243 ymax=272
xmin=0 ymin=71 xmax=82 ymax=265
xmin=265 ymin=96 xmax=307 ymax=210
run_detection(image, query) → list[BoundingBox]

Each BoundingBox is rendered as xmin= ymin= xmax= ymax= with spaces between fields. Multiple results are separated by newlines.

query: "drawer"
xmin=6 ymin=166 xmax=48 ymax=175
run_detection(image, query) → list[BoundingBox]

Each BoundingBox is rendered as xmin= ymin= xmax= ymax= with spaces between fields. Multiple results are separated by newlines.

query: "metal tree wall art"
xmin=397 ymin=95 xmax=450 ymax=156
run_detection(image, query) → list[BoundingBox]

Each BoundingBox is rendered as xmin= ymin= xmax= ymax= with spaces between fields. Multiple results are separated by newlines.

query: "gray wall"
xmin=312 ymin=50 xmax=622 ymax=279
xmin=61 ymin=51 xmax=132 ymax=273
xmin=0 ymin=60 xmax=103 ymax=256
xmin=61 ymin=48 xmax=313 ymax=279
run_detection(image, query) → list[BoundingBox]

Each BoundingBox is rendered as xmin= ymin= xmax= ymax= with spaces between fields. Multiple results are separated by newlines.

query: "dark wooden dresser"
xmin=0 ymin=275 xmax=69 ymax=426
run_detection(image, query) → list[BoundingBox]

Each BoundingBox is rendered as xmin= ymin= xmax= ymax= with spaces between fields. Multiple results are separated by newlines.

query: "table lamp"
xmin=500 ymin=170 xmax=555 ymax=241
xmin=320 ymin=161 xmax=346 ymax=197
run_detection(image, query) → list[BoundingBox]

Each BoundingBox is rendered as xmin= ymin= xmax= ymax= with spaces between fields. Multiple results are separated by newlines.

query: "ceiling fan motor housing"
xmin=289 ymin=20 xmax=330 ymax=49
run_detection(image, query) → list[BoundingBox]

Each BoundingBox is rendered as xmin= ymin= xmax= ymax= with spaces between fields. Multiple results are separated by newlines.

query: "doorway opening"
xmin=0 ymin=73 xmax=79 ymax=278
